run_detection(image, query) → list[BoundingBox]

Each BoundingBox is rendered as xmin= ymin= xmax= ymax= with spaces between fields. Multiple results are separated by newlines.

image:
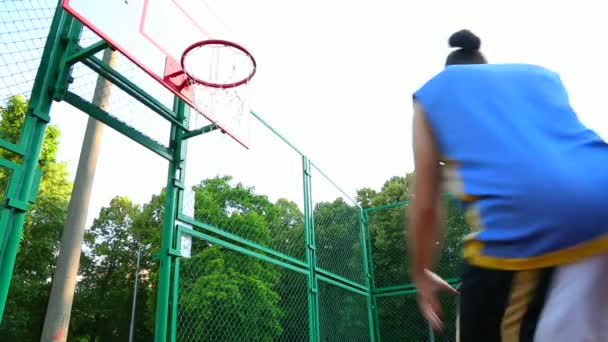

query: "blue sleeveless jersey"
xmin=414 ymin=64 xmax=608 ymax=270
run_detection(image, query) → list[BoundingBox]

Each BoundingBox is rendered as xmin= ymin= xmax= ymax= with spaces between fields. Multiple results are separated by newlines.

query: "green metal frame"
xmin=0 ymin=2 xmax=194 ymax=335
xmin=175 ymin=213 xmax=308 ymax=267
xmin=153 ymin=98 xmax=188 ymax=341
xmin=359 ymin=208 xmax=377 ymax=342
xmin=362 ymin=210 xmax=381 ymax=342
xmin=0 ymin=3 xmax=76 ymax=321
xmin=302 ymin=156 xmax=320 ymax=341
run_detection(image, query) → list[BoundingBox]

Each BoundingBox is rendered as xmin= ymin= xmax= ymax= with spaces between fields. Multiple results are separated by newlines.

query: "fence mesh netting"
xmin=367 ymin=197 xmax=468 ymax=341
xmin=176 ymin=243 xmax=310 ymax=342
xmin=317 ymin=280 xmax=369 ymax=342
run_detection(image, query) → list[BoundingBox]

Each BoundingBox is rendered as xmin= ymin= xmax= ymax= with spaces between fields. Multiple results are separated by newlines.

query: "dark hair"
xmin=445 ymin=30 xmax=487 ymax=66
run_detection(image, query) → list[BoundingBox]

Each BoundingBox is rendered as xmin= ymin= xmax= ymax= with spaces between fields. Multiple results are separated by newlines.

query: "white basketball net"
xmin=182 ymin=43 xmax=255 ymax=143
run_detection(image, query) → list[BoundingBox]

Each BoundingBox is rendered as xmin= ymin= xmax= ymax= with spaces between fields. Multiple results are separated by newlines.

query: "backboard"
xmin=62 ymin=0 xmax=252 ymax=148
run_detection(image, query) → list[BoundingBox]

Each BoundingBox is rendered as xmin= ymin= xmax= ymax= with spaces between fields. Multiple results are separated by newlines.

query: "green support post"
xmin=154 ymin=98 xmax=188 ymax=342
xmin=363 ymin=210 xmax=382 ymax=342
xmin=170 ymin=257 xmax=180 ymax=342
xmin=303 ymin=156 xmax=320 ymax=342
xmin=359 ymin=208 xmax=377 ymax=342
xmin=0 ymin=4 xmax=74 ymax=322
xmin=169 ymin=106 xmax=189 ymax=342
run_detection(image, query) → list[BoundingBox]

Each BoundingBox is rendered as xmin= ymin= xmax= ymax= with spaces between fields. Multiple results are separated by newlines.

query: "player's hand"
xmin=414 ymin=269 xmax=459 ymax=331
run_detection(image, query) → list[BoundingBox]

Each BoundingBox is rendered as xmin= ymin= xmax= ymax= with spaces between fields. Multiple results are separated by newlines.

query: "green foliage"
xmin=71 ymin=197 xmax=154 ymax=342
xmin=179 ymin=247 xmax=282 ymax=341
xmin=192 ymin=176 xmax=274 ymax=246
xmin=436 ymin=196 xmax=469 ymax=279
xmin=177 ymin=176 xmax=290 ymax=341
xmin=314 ymin=198 xmax=364 ymax=283
xmin=357 ymin=175 xmax=412 ymax=210
xmin=67 ymin=176 xmax=308 ymax=341
xmin=268 ymin=198 xmax=306 ymax=260
xmin=376 ymin=294 xmax=429 ymax=342
xmin=317 ymin=281 xmax=369 ymax=342
xmin=359 ymin=175 xmax=412 ymax=287
xmin=368 ymin=205 xmax=410 ymax=287
xmin=0 ymin=95 xmax=28 ymax=145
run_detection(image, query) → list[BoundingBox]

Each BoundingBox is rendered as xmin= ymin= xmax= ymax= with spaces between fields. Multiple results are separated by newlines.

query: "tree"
xmin=176 ymin=176 xmax=284 ymax=341
xmin=71 ymin=196 xmax=150 ymax=341
xmin=314 ymin=198 xmax=364 ymax=283
xmin=358 ymin=176 xmax=411 ymax=287
xmin=72 ymin=191 xmax=164 ymax=341
xmin=74 ymin=176 xmax=304 ymax=341
xmin=268 ymin=198 xmax=306 ymax=261
xmin=179 ymin=247 xmax=283 ymax=341
xmin=131 ymin=190 xmax=166 ymax=336
xmin=0 ymin=95 xmax=72 ymax=341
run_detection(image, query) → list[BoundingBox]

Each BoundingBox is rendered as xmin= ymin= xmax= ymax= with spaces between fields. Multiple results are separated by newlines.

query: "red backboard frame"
xmin=62 ymin=0 xmax=250 ymax=148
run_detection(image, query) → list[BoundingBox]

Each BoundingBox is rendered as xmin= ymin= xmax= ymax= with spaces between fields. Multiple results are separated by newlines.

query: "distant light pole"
xmin=129 ymin=245 xmax=142 ymax=342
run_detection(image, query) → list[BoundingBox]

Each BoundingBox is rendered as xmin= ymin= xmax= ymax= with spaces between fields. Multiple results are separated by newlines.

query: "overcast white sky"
xmin=50 ymin=0 xmax=608 ymax=226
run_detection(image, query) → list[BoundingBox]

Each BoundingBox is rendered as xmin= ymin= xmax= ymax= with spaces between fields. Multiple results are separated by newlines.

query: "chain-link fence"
xmin=375 ymin=292 xmax=428 ymax=342
xmin=366 ymin=198 xmax=467 ymax=342
xmin=176 ymin=238 xmax=310 ymax=342
xmin=0 ymin=0 xmax=56 ymax=103
xmin=171 ymin=125 xmax=374 ymax=341
xmin=317 ymin=279 xmax=370 ymax=342
xmin=0 ymin=2 xmax=469 ymax=341
xmin=0 ymin=0 xmax=55 ymax=152
xmin=367 ymin=203 xmax=410 ymax=289
xmin=311 ymin=164 xmax=366 ymax=286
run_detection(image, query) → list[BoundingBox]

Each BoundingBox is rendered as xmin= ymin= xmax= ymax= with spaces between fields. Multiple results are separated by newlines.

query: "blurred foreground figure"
xmin=409 ymin=29 xmax=608 ymax=342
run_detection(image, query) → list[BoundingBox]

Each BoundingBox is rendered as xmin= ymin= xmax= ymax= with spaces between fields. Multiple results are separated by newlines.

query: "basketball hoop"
xmin=181 ymin=39 xmax=256 ymax=141
xmin=181 ymin=39 xmax=256 ymax=88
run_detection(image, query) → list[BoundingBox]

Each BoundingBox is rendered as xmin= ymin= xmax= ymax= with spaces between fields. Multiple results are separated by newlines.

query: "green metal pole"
xmin=363 ymin=210 xmax=382 ymax=342
xmin=359 ymin=208 xmax=376 ymax=342
xmin=303 ymin=156 xmax=319 ymax=342
xmin=170 ymin=107 xmax=188 ymax=342
xmin=154 ymin=98 xmax=187 ymax=341
xmin=170 ymin=258 xmax=180 ymax=342
xmin=364 ymin=201 xmax=409 ymax=213
xmin=0 ymin=2 xmax=72 ymax=322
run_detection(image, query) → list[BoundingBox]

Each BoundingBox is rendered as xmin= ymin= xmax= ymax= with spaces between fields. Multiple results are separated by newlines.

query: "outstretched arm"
xmin=409 ymin=100 xmax=442 ymax=277
xmin=409 ymin=100 xmax=456 ymax=331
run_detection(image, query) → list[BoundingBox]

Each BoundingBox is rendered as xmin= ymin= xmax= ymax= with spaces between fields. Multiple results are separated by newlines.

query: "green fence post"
xmin=170 ymin=254 xmax=181 ymax=342
xmin=0 ymin=2 xmax=74 ymax=322
xmin=170 ymin=104 xmax=189 ymax=342
xmin=303 ymin=156 xmax=319 ymax=342
xmin=154 ymin=98 xmax=187 ymax=342
xmin=363 ymin=210 xmax=382 ymax=342
xmin=359 ymin=208 xmax=377 ymax=342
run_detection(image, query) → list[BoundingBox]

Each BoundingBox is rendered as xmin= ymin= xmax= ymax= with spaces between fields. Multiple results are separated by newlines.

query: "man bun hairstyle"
xmin=445 ymin=29 xmax=487 ymax=66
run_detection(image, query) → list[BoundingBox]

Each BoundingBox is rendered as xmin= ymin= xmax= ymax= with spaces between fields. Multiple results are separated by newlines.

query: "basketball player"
xmin=409 ymin=29 xmax=608 ymax=341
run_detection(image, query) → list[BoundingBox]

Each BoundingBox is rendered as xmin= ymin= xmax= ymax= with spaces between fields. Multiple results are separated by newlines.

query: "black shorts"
xmin=458 ymin=262 xmax=554 ymax=342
